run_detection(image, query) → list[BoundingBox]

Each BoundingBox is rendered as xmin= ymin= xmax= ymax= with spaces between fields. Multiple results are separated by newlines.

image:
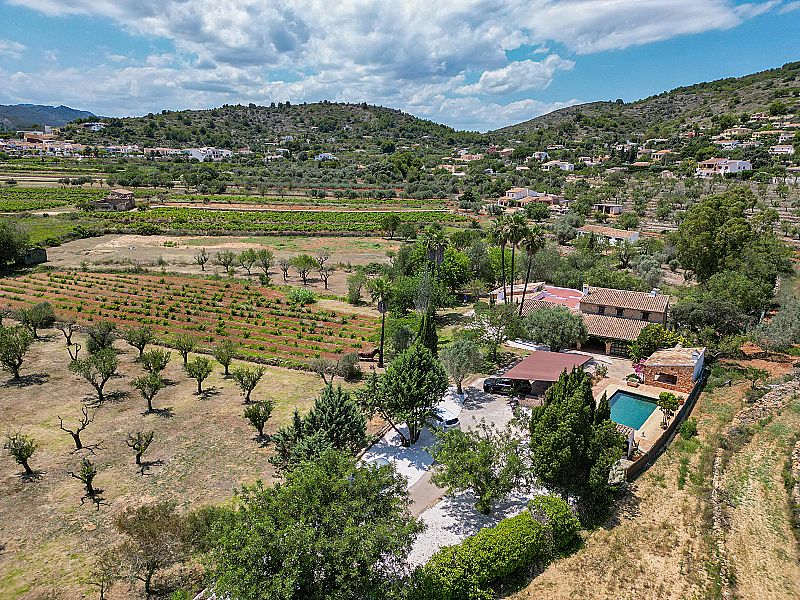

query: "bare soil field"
xmin=45 ymin=234 xmax=400 ymax=297
xmin=0 ymin=326 xmax=369 ymax=599
xmin=509 ymin=367 xmax=800 ymax=600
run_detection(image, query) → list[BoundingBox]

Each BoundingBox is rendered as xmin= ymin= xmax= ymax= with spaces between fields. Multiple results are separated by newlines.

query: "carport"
xmin=502 ymin=351 xmax=593 ymax=400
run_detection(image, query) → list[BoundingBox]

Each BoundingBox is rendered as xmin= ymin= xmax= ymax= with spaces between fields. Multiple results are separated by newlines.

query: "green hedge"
xmin=415 ymin=513 xmax=546 ymax=599
xmin=415 ymin=496 xmax=580 ymax=600
xmin=528 ymin=495 xmax=581 ymax=555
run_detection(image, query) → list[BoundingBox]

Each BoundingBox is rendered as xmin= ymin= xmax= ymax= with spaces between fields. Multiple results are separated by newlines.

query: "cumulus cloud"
xmin=457 ymin=55 xmax=574 ymax=95
xmin=3 ymin=0 xmax=784 ymax=129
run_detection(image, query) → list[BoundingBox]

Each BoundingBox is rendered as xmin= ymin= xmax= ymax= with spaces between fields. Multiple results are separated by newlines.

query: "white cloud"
xmin=780 ymin=0 xmax=800 ymax=13
xmin=3 ymin=0 xmax=784 ymax=129
xmin=457 ymin=55 xmax=574 ymax=95
xmin=0 ymin=38 xmax=25 ymax=58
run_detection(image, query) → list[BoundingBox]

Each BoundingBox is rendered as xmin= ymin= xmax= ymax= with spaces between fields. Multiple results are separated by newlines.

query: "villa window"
xmin=642 ymin=311 xmax=650 ymax=321
xmin=616 ymin=308 xmax=624 ymax=317
xmin=598 ymin=306 xmax=606 ymax=315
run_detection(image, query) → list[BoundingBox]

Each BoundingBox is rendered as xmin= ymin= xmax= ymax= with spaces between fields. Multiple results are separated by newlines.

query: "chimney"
xmin=582 ymin=283 xmax=589 ymax=295
xmin=650 ymin=288 xmax=660 ymax=297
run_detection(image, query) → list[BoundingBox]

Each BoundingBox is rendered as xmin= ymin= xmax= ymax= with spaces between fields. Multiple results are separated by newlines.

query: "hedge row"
xmin=415 ymin=496 xmax=580 ymax=600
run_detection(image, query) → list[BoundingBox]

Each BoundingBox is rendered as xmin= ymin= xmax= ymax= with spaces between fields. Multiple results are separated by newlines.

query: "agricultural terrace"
xmin=0 ymin=271 xmax=378 ymax=366
xmin=91 ymin=207 xmax=469 ymax=234
xmin=0 ymin=187 xmax=104 ymax=212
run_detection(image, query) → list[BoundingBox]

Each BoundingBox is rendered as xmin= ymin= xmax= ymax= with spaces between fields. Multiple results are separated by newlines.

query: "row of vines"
xmin=0 ymin=271 xmax=378 ymax=365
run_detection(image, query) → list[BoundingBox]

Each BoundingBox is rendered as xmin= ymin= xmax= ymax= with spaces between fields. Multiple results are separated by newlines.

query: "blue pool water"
xmin=609 ymin=390 xmax=658 ymax=430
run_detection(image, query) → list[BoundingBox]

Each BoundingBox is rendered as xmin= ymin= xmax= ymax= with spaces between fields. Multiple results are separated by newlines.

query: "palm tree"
xmin=518 ymin=225 xmax=546 ymax=315
xmin=506 ymin=213 xmax=529 ymax=305
xmin=420 ymin=225 xmax=447 ymax=277
xmin=369 ymin=277 xmax=391 ymax=368
xmin=488 ymin=215 xmax=510 ymax=303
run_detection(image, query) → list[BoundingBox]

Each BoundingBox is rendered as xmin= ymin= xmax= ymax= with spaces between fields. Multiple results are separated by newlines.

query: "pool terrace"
xmin=594 ymin=377 xmax=688 ymax=453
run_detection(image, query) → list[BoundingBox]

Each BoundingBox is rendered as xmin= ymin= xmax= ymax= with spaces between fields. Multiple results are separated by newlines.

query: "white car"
xmin=429 ymin=408 xmax=460 ymax=430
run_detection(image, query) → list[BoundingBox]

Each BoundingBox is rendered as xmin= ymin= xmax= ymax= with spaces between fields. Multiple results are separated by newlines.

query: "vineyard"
xmin=166 ymin=193 xmax=446 ymax=209
xmin=0 ymin=271 xmax=378 ymax=366
xmin=91 ymin=206 xmax=469 ymax=234
xmin=0 ymin=186 xmax=105 ymax=211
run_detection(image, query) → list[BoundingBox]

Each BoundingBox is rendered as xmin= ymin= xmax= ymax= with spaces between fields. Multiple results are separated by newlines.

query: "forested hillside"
xmin=63 ymin=102 xmax=482 ymax=151
xmin=493 ymin=61 xmax=800 ymax=141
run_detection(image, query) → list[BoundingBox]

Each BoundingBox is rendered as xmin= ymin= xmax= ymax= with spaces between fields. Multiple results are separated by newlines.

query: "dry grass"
xmin=0 ymin=326 xmax=338 ymax=599
xmin=722 ymin=396 xmax=800 ymax=600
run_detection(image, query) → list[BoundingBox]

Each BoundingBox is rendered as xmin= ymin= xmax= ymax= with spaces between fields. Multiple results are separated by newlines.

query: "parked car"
xmin=483 ymin=377 xmax=532 ymax=396
xmin=364 ymin=457 xmax=391 ymax=468
xmin=429 ymin=407 xmax=460 ymax=430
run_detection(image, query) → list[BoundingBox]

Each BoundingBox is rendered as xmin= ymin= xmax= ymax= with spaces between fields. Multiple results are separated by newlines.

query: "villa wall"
xmin=641 ymin=364 xmax=695 ymax=394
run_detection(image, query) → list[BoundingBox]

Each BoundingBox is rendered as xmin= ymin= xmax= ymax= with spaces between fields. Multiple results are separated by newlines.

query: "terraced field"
xmin=0 ymin=271 xmax=377 ymax=366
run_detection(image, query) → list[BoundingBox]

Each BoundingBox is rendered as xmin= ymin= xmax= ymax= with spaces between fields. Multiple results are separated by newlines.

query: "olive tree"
xmin=185 ymin=356 xmax=213 ymax=394
xmin=172 ymin=333 xmax=196 ymax=366
xmin=238 ymin=248 xmax=258 ymax=275
xmin=4 ymin=431 xmax=36 ymax=475
xmin=256 ymin=248 xmax=274 ymax=276
xmin=126 ymin=430 xmax=154 ymax=466
xmin=290 ymin=254 xmax=318 ymax=285
xmin=194 ymin=247 xmax=209 ymax=271
xmin=16 ymin=301 xmax=55 ymax=339
xmin=86 ymin=322 xmax=116 ymax=354
xmin=212 ymin=340 xmax=237 ymax=376
xmin=232 ymin=365 xmax=265 ymax=402
xmin=131 ymin=373 xmax=166 ymax=413
xmin=140 ymin=348 xmax=171 ymax=375
xmin=214 ymin=250 xmax=237 ymax=274
xmin=243 ymin=399 xmax=274 ymax=438
xmin=0 ymin=325 xmax=33 ymax=380
xmin=124 ymin=326 xmax=154 ymax=358
xmin=69 ymin=457 xmax=99 ymax=498
xmin=114 ymin=501 xmax=189 ymax=596
xmin=440 ymin=338 xmax=482 ymax=395
xmin=430 ymin=421 xmax=527 ymax=514
xmin=69 ymin=349 xmax=119 ymax=403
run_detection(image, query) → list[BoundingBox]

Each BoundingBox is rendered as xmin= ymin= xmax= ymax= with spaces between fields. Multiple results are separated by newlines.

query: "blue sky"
xmin=0 ymin=1 xmax=798 ymax=131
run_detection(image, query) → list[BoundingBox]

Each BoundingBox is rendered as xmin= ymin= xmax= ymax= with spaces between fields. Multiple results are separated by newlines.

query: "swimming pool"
xmin=609 ymin=390 xmax=658 ymax=430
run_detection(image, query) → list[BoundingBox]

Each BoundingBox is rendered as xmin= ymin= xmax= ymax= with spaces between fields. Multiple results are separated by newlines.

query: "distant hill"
xmin=492 ymin=61 xmax=800 ymax=140
xmin=63 ymin=102 xmax=482 ymax=150
xmin=0 ymin=104 xmax=96 ymax=131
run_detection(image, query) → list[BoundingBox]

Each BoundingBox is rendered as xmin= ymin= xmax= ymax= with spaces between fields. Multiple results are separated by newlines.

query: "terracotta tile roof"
xmin=520 ymin=285 xmax=583 ymax=315
xmin=583 ymin=314 xmax=649 ymax=341
xmin=581 ymin=286 xmax=669 ymax=313
xmin=644 ymin=346 xmax=705 ymax=367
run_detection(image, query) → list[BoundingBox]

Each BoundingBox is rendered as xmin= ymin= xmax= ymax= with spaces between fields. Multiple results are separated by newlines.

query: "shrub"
xmin=415 ymin=511 xmax=548 ymax=600
xmin=528 ymin=495 xmax=581 ymax=555
xmin=337 ymin=352 xmax=361 ymax=380
xmin=679 ymin=417 xmax=698 ymax=440
xmin=287 ymin=287 xmax=316 ymax=306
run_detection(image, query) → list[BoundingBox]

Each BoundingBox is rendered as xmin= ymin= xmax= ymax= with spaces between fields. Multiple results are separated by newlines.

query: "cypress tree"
xmin=415 ymin=312 xmax=438 ymax=356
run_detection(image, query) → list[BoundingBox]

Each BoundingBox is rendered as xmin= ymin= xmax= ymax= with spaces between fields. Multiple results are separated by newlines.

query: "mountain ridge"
xmin=0 ymin=104 xmax=96 ymax=131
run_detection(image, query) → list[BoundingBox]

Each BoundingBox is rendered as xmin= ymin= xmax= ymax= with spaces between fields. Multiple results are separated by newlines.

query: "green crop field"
xmin=92 ymin=206 xmax=469 ymax=234
xmin=0 ymin=187 xmax=105 ymax=211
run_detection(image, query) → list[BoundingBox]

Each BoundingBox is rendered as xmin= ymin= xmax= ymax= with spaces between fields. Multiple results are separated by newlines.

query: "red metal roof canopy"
xmin=502 ymin=351 xmax=592 ymax=382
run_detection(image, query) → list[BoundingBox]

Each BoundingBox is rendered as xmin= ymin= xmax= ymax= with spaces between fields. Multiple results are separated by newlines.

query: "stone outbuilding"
xmin=91 ymin=188 xmax=135 ymax=211
xmin=640 ymin=345 xmax=706 ymax=394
